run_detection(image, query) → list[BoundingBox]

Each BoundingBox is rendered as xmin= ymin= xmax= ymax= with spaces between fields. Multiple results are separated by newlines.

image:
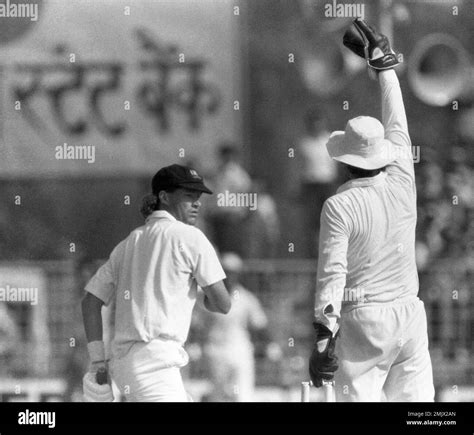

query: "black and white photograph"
xmin=0 ymin=0 xmax=473 ymax=431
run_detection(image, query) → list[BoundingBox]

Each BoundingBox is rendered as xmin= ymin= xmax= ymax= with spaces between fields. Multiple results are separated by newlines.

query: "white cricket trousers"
xmin=334 ymin=296 xmax=435 ymax=402
xmin=110 ymin=339 xmax=190 ymax=402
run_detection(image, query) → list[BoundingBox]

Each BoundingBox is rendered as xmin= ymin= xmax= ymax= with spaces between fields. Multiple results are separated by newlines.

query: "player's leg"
xmin=136 ymin=366 xmax=189 ymax=402
xmin=334 ymin=336 xmax=387 ymax=402
xmin=234 ymin=348 xmax=255 ymax=402
xmin=113 ymin=359 xmax=188 ymax=402
xmin=335 ymin=305 xmax=402 ymax=402
xmin=205 ymin=349 xmax=233 ymax=401
xmin=111 ymin=341 xmax=189 ymax=402
xmin=383 ymin=299 xmax=435 ymax=402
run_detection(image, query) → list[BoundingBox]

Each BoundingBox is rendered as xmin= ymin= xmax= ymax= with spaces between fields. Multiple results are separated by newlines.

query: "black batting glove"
xmin=309 ymin=323 xmax=339 ymax=388
xmin=95 ymin=366 xmax=109 ymax=385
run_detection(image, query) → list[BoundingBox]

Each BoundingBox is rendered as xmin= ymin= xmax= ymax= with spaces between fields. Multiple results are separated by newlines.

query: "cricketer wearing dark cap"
xmin=140 ymin=164 xmax=213 ymax=226
xmin=152 ymin=164 xmax=213 ymax=195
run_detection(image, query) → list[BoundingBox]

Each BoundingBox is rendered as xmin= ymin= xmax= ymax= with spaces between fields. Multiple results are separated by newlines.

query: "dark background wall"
xmin=0 ymin=177 xmax=148 ymax=260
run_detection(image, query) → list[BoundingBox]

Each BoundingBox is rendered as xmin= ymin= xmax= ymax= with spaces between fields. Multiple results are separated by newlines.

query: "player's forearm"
xmin=314 ymin=286 xmax=343 ymax=334
xmin=203 ymin=294 xmax=225 ymax=313
xmin=379 ymin=69 xmax=410 ymax=147
xmin=81 ymin=293 xmax=104 ymax=343
xmin=316 ymin=204 xmax=348 ymax=334
xmin=315 ymin=269 xmax=345 ymax=334
xmin=196 ymin=287 xmax=223 ymax=313
xmin=202 ymin=280 xmax=232 ymax=314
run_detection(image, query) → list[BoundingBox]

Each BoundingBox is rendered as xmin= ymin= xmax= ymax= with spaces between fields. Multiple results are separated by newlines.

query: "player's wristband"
xmin=87 ymin=340 xmax=106 ymax=363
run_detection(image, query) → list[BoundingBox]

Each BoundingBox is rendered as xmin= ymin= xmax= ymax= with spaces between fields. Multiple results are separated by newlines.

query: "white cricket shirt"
xmin=85 ymin=210 xmax=226 ymax=357
xmin=314 ymin=70 xmax=418 ymax=332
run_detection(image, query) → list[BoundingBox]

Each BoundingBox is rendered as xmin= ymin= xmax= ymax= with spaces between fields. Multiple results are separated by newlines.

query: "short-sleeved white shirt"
xmin=85 ymin=210 xmax=226 ymax=357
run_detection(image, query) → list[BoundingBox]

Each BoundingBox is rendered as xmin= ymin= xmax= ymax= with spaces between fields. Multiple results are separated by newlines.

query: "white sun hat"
xmin=326 ymin=116 xmax=398 ymax=170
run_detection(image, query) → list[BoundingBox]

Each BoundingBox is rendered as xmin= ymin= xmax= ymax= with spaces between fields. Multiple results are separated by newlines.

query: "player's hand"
xmin=90 ymin=361 xmax=110 ymax=385
xmin=83 ymin=369 xmax=114 ymax=402
xmin=87 ymin=341 xmax=111 ymax=385
xmin=83 ymin=341 xmax=114 ymax=401
xmin=309 ymin=323 xmax=339 ymax=388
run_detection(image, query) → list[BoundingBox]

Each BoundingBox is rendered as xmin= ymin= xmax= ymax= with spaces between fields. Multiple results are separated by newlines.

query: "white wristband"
xmin=87 ymin=341 xmax=105 ymax=363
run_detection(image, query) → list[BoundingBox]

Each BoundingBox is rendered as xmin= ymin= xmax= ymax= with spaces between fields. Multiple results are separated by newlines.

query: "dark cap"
xmin=152 ymin=164 xmax=213 ymax=195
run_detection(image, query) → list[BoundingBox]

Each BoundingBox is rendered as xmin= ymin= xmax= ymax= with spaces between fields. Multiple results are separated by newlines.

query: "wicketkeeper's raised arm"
xmin=379 ymin=70 xmax=411 ymax=151
xmin=378 ymin=68 xmax=415 ymax=185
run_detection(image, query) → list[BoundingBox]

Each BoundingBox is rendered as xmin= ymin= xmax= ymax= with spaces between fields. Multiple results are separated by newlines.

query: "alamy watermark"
xmin=325 ymin=1 xmax=365 ymax=19
xmin=217 ymin=190 xmax=258 ymax=211
xmin=382 ymin=145 xmax=421 ymax=164
xmin=0 ymin=285 xmax=38 ymax=305
xmin=55 ymin=143 xmax=96 ymax=164
xmin=319 ymin=286 xmax=367 ymax=305
xmin=0 ymin=0 xmax=38 ymax=21
xmin=18 ymin=409 xmax=55 ymax=429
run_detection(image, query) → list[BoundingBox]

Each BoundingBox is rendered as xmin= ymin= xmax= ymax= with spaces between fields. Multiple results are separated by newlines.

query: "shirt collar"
xmin=145 ymin=210 xmax=177 ymax=223
xmin=337 ymin=171 xmax=387 ymax=194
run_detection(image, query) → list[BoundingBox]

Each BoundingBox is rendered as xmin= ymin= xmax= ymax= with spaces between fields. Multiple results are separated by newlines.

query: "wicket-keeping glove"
xmin=309 ymin=323 xmax=339 ymax=388
xmin=343 ymin=18 xmax=400 ymax=79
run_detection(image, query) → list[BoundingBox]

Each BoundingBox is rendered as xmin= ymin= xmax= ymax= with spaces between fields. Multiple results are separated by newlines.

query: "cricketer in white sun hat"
xmin=326 ymin=116 xmax=398 ymax=170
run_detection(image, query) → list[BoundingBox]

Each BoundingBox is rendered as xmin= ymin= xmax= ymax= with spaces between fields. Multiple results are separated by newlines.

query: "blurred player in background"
xmin=245 ymin=179 xmax=281 ymax=258
xmin=198 ymin=252 xmax=274 ymax=402
xmin=206 ymin=142 xmax=253 ymax=256
xmin=309 ymin=19 xmax=434 ymax=402
xmin=81 ymin=164 xmax=231 ymax=402
xmin=298 ymin=108 xmax=339 ymax=257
